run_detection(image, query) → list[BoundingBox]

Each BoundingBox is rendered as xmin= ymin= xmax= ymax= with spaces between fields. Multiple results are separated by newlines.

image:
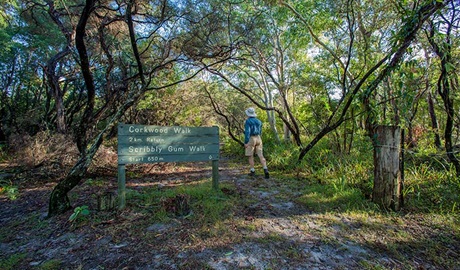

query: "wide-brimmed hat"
xmin=245 ymin=107 xmax=257 ymax=117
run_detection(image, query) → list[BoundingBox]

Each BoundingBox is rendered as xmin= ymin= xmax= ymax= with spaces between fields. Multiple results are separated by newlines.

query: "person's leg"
xmin=248 ymin=155 xmax=255 ymax=170
xmin=257 ymin=153 xmax=269 ymax=178
xmin=257 ymin=153 xmax=267 ymax=168
xmin=255 ymin=137 xmax=269 ymax=179
xmin=246 ymin=137 xmax=256 ymax=176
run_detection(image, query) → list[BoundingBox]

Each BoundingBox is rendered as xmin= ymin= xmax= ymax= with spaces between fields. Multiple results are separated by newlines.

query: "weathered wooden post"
xmin=118 ymin=164 xmax=126 ymax=209
xmin=372 ymin=125 xmax=403 ymax=211
xmin=212 ymin=159 xmax=219 ymax=190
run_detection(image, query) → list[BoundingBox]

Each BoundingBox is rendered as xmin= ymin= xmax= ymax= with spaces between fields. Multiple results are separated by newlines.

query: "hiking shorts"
xmin=245 ymin=135 xmax=263 ymax=156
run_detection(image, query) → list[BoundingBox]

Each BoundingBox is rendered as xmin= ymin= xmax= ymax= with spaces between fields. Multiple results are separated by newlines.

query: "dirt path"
xmin=0 ymin=160 xmax=454 ymax=269
xmin=205 ymin=168 xmax=382 ymax=270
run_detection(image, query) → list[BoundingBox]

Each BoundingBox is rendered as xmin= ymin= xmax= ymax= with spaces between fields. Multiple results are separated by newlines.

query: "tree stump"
xmin=161 ymin=194 xmax=191 ymax=217
xmin=372 ymin=125 xmax=403 ymax=211
xmin=174 ymin=194 xmax=191 ymax=217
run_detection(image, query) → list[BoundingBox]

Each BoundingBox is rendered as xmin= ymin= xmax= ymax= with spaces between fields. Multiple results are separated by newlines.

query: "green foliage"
xmin=220 ymin=135 xmax=244 ymax=158
xmin=404 ymin=145 xmax=460 ymax=213
xmin=85 ymin=178 xmax=106 ymax=187
xmin=265 ymin=141 xmax=300 ymax=171
xmin=404 ymin=161 xmax=460 ymax=214
xmin=128 ymin=181 xmax=236 ymax=225
xmin=273 ymin=137 xmax=375 ymax=212
xmin=186 ymin=183 xmax=236 ymax=224
xmin=295 ymin=183 xmax=374 ymax=213
xmin=267 ymin=131 xmax=460 ymax=216
xmin=68 ymin=205 xmax=90 ymax=223
xmin=0 ymin=181 xmax=18 ymax=200
xmin=0 ymin=253 xmax=26 ymax=270
xmin=38 ymin=259 xmax=63 ymax=270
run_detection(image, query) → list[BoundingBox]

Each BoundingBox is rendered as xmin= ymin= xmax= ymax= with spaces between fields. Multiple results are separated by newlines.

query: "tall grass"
xmin=220 ymin=127 xmax=459 ymax=215
xmin=404 ymin=154 xmax=460 ymax=214
xmin=260 ymin=132 xmax=460 ymax=215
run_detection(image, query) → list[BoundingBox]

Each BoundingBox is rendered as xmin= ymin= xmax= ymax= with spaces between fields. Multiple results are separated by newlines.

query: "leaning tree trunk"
xmin=48 ymin=0 xmax=150 ymax=217
xmin=48 ymin=93 xmax=138 ymax=217
xmin=48 ymin=152 xmax=97 ymax=215
xmin=48 ymin=123 xmax=105 ymax=216
xmin=293 ymin=0 xmax=447 ymax=162
xmin=372 ymin=125 xmax=403 ymax=211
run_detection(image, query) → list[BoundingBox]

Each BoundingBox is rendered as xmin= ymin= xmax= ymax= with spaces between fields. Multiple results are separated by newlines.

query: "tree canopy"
xmin=0 ymin=0 xmax=458 ymax=216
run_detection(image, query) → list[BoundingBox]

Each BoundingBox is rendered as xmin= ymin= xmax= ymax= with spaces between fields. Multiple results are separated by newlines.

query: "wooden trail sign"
xmin=117 ymin=124 xmax=220 ymax=209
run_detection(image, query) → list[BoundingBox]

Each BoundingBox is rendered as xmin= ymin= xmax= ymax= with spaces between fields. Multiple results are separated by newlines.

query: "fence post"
xmin=372 ymin=125 xmax=402 ymax=211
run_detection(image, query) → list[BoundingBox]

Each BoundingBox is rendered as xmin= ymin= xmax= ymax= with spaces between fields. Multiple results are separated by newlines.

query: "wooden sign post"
xmin=117 ymin=124 xmax=220 ymax=209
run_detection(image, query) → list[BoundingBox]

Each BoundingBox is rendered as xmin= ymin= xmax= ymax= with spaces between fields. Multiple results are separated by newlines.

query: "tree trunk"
xmin=283 ymin=123 xmax=291 ymax=142
xmin=427 ymin=91 xmax=442 ymax=148
xmin=48 ymin=0 xmax=97 ymax=217
xmin=427 ymin=16 xmax=460 ymax=176
xmin=45 ymin=48 xmax=70 ymax=134
xmin=266 ymin=109 xmax=280 ymax=143
xmin=372 ymin=125 xmax=402 ymax=211
xmin=48 ymin=152 xmax=95 ymax=215
xmin=407 ymin=121 xmax=416 ymax=148
xmin=48 ymin=87 xmax=141 ymax=217
xmin=44 ymin=0 xmax=76 ymax=134
xmin=0 ymin=108 xmax=6 ymax=142
xmin=443 ymin=97 xmax=460 ymax=175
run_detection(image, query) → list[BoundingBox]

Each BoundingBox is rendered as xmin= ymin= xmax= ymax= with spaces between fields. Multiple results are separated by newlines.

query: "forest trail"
xmin=202 ymin=164 xmax=379 ymax=270
xmin=0 ymin=158 xmax=449 ymax=269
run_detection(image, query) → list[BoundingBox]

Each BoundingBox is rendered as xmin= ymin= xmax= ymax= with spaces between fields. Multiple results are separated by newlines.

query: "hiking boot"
xmin=264 ymin=169 xmax=270 ymax=179
xmin=248 ymin=171 xmax=256 ymax=177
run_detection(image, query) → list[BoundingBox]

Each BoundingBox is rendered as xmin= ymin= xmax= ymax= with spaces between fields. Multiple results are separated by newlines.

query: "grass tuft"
xmin=0 ymin=253 xmax=27 ymax=270
xmin=128 ymin=180 xmax=237 ymax=225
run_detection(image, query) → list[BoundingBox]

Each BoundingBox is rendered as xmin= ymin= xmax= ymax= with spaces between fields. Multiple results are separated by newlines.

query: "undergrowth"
xmin=220 ymin=128 xmax=460 ymax=216
xmin=126 ymin=180 xmax=237 ymax=225
xmin=1 ymin=131 xmax=459 ymax=269
xmin=0 ymin=253 xmax=27 ymax=270
xmin=257 ymin=135 xmax=459 ymax=268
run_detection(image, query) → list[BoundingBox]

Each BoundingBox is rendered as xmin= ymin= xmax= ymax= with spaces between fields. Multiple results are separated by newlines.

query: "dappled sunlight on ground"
xmin=0 ymin=159 xmax=459 ymax=269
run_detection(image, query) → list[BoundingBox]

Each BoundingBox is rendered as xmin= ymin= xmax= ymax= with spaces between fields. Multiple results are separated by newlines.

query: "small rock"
xmin=29 ymin=261 xmax=42 ymax=267
xmin=147 ymin=223 xmax=170 ymax=233
xmin=111 ymin=242 xmax=128 ymax=249
xmin=95 ymin=236 xmax=112 ymax=246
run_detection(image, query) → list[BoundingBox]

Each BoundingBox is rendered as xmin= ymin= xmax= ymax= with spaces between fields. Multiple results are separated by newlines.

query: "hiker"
xmin=244 ymin=107 xmax=269 ymax=179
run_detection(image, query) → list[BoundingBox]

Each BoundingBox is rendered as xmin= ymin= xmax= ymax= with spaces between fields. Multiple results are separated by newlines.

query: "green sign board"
xmin=117 ymin=124 xmax=220 ymax=209
xmin=117 ymin=124 xmax=219 ymax=164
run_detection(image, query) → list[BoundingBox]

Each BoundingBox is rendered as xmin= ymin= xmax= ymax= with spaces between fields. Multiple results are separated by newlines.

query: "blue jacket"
xmin=244 ymin=117 xmax=262 ymax=144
